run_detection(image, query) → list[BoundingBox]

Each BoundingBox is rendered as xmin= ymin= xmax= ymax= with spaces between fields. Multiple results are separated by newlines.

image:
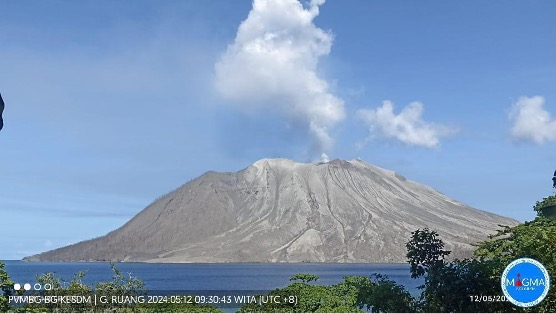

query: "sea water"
xmin=3 ymin=261 xmax=422 ymax=311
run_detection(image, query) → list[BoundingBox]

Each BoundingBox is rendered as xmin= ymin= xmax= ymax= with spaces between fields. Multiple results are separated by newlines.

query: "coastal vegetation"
xmin=534 ymin=195 xmax=556 ymax=216
xmin=0 ymin=261 xmax=14 ymax=312
xmin=0 ymin=264 xmax=221 ymax=313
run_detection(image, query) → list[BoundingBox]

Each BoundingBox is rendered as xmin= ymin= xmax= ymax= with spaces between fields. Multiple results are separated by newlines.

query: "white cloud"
xmin=509 ymin=96 xmax=556 ymax=144
xmin=214 ymin=0 xmax=344 ymax=155
xmin=357 ymin=101 xmax=456 ymax=148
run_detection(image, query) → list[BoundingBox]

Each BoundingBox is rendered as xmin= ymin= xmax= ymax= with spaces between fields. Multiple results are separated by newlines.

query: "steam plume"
xmin=215 ymin=0 xmax=344 ymax=155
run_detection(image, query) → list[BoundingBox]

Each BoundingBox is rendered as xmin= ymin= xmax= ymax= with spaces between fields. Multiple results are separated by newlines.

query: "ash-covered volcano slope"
xmin=26 ymin=159 xmax=518 ymax=263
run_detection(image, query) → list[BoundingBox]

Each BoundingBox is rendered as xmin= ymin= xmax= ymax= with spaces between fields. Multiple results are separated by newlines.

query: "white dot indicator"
xmin=23 ymin=283 xmax=31 ymax=291
xmin=13 ymin=283 xmax=21 ymax=291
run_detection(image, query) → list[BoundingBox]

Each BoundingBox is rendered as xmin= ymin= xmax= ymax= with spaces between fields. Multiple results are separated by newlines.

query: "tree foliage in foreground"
xmin=238 ymin=274 xmax=362 ymax=313
xmin=533 ymin=195 xmax=556 ymax=217
xmin=474 ymin=217 xmax=556 ymax=313
xmin=0 ymin=261 xmax=14 ymax=313
xmin=405 ymin=229 xmax=508 ymax=312
xmin=5 ymin=264 xmax=221 ymax=313
xmin=238 ymin=273 xmax=415 ymax=313
xmin=406 ymin=217 xmax=556 ymax=312
xmin=343 ymin=274 xmax=416 ymax=312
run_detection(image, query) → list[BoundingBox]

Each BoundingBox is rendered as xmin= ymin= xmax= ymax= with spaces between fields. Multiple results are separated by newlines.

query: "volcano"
xmin=25 ymin=158 xmax=518 ymax=263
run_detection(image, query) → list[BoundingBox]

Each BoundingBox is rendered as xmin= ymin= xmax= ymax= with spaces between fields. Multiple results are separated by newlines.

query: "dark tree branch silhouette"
xmin=0 ymin=92 xmax=4 ymax=131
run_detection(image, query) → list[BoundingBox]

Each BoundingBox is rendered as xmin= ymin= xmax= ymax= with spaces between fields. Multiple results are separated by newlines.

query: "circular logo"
xmin=501 ymin=258 xmax=550 ymax=307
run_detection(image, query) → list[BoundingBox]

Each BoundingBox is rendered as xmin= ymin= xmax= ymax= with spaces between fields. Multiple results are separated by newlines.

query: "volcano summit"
xmin=26 ymin=158 xmax=518 ymax=263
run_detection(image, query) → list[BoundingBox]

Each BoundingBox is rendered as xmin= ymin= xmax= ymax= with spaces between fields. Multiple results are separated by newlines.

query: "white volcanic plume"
xmin=215 ymin=0 xmax=345 ymax=155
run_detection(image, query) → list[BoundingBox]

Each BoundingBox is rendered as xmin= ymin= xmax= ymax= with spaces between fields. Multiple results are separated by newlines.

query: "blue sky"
xmin=1 ymin=0 xmax=556 ymax=260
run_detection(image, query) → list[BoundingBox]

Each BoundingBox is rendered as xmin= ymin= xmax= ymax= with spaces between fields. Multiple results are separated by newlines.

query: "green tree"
xmin=405 ymin=228 xmax=512 ymax=312
xmin=94 ymin=263 xmax=145 ymax=312
xmin=402 ymin=212 xmax=556 ymax=313
xmin=533 ymin=195 xmax=556 ymax=217
xmin=406 ymin=228 xmax=451 ymax=279
xmin=238 ymin=274 xmax=362 ymax=313
xmin=475 ymin=217 xmax=556 ymax=312
xmin=24 ymin=270 xmax=94 ymax=313
xmin=0 ymin=261 xmax=14 ymax=312
xmin=343 ymin=274 xmax=416 ymax=312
